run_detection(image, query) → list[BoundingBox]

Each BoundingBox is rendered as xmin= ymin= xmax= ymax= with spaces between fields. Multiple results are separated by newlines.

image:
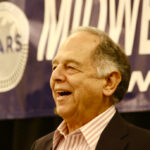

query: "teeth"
xmin=57 ymin=91 xmax=66 ymax=94
xmin=57 ymin=90 xmax=64 ymax=93
xmin=56 ymin=91 xmax=71 ymax=96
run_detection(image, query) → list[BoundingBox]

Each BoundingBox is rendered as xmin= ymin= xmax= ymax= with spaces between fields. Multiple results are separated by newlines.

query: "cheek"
xmin=72 ymin=81 xmax=92 ymax=103
xmin=49 ymin=77 xmax=53 ymax=89
xmin=74 ymin=79 xmax=102 ymax=100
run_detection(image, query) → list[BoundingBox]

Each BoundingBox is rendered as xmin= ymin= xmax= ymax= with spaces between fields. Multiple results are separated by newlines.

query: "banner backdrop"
xmin=0 ymin=0 xmax=150 ymax=119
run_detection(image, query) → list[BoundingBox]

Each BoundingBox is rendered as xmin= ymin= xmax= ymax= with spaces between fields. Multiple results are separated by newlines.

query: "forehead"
xmin=53 ymin=31 xmax=100 ymax=64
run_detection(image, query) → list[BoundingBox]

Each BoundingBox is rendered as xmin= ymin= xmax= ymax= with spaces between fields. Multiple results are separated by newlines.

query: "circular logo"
xmin=0 ymin=2 xmax=29 ymax=92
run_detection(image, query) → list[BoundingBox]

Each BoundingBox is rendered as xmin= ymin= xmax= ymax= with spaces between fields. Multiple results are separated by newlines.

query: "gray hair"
xmin=71 ymin=26 xmax=131 ymax=102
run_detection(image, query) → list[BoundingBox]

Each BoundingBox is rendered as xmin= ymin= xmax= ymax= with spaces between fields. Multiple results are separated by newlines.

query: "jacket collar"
xmin=95 ymin=112 xmax=129 ymax=150
xmin=51 ymin=112 xmax=129 ymax=150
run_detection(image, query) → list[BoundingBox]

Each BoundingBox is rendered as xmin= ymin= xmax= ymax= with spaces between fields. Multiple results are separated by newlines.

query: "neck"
xmin=65 ymin=103 xmax=113 ymax=134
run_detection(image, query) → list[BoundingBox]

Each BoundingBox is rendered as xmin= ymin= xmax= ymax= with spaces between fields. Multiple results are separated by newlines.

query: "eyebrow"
xmin=52 ymin=59 xmax=58 ymax=65
xmin=52 ymin=58 xmax=81 ymax=66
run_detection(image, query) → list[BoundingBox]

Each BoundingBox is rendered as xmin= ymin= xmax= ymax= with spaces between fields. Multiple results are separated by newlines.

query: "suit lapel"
xmin=49 ymin=132 xmax=54 ymax=150
xmin=95 ymin=112 xmax=129 ymax=150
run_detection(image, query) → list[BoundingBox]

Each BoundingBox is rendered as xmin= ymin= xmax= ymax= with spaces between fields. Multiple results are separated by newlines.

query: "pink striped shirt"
xmin=53 ymin=105 xmax=116 ymax=150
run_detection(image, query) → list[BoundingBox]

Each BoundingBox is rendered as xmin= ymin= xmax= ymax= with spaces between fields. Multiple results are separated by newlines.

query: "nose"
xmin=50 ymin=65 xmax=66 ymax=82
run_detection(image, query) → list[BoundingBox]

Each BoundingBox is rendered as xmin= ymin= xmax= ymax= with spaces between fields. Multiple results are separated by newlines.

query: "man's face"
xmin=50 ymin=31 xmax=106 ymax=120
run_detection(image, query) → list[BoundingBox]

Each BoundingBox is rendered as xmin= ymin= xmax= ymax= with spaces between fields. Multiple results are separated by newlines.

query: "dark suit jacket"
xmin=31 ymin=112 xmax=150 ymax=150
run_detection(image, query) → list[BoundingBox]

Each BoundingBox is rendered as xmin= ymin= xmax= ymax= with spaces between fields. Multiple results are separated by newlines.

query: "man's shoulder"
xmin=124 ymin=121 xmax=150 ymax=149
xmin=100 ymin=112 xmax=150 ymax=150
xmin=126 ymin=121 xmax=150 ymax=140
xmin=37 ymin=131 xmax=54 ymax=143
xmin=117 ymin=113 xmax=150 ymax=139
xmin=31 ymin=132 xmax=54 ymax=150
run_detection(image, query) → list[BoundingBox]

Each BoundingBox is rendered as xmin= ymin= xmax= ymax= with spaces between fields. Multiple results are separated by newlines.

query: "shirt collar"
xmin=53 ymin=105 xmax=116 ymax=149
xmin=80 ymin=105 xmax=116 ymax=148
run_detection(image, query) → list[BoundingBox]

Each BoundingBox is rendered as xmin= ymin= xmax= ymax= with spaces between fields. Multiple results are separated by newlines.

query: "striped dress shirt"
xmin=53 ymin=105 xmax=116 ymax=150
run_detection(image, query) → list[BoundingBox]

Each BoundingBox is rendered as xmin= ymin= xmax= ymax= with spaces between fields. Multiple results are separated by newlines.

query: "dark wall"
xmin=0 ymin=112 xmax=150 ymax=150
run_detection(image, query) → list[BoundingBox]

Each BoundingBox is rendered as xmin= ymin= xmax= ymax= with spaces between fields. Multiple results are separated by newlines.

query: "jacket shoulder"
xmin=31 ymin=132 xmax=54 ymax=150
xmin=126 ymin=122 xmax=150 ymax=146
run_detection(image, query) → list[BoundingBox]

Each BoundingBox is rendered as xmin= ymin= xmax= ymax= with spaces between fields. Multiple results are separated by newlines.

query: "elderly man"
xmin=31 ymin=26 xmax=150 ymax=150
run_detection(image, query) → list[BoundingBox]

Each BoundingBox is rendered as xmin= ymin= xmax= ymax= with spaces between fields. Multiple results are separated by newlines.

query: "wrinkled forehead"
xmin=53 ymin=31 xmax=100 ymax=64
xmin=59 ymin=31 xmax=100 ymax=53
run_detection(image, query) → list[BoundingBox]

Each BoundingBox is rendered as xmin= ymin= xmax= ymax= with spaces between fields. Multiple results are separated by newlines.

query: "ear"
xmin=103 ymin=71 xmax=121 ymax=97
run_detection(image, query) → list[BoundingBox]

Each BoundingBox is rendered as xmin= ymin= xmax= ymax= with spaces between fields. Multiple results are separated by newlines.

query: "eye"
xmin=67 ymin=65 xmax=75 ymax=70
xmin=52 ymin=65 xmax=57 ymax=71
xmin=65 ymin=64 xmax=80 ymax=74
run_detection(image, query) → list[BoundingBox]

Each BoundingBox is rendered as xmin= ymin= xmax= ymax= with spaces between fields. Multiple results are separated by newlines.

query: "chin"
xmin=56 ymin=107 xmax=72 ymax=119
xmin=56 ymin=107 xmax=67 ymax=116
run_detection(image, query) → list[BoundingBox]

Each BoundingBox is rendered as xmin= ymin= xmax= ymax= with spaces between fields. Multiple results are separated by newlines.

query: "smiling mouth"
xmin=57 ymin=91 xmax=72 ymax=96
